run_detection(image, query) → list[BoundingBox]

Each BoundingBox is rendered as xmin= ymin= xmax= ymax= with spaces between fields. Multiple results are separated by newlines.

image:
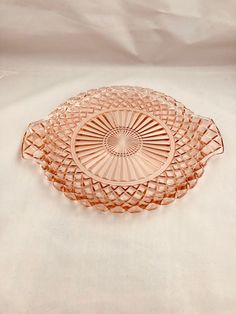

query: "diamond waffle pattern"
xmin=22 ymin=86 xmax=224 ymax=212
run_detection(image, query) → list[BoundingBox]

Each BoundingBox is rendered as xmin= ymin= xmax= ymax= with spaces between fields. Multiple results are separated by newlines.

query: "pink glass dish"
xmin=22 ymin=86 xmax=224 ymax=212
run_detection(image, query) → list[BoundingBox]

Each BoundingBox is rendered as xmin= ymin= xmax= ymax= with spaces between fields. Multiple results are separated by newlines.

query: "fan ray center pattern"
xmin=71 ymin=109 xmax=175 ymax=186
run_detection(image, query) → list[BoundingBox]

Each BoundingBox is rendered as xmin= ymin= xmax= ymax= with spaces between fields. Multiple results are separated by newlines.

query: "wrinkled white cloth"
xmin=0 ymin=1 xmax=236 ymax=314
xmin=1 ymin=0 xmax=236 ymax=66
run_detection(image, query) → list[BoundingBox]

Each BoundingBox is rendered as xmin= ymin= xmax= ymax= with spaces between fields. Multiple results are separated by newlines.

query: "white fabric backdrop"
xmin=1 ymin=0 xmax=236 ymax=66
xmin=0 ymin=1 xmax=236 ymax=314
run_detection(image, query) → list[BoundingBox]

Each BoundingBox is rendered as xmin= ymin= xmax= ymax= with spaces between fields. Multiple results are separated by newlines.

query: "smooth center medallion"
xmin=71 ymin=108 xmax=175 ymax=186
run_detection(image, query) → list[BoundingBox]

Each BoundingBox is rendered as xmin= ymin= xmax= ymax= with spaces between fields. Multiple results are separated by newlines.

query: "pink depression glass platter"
xmin=21 ymin=86 xmax=224 ymax=213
